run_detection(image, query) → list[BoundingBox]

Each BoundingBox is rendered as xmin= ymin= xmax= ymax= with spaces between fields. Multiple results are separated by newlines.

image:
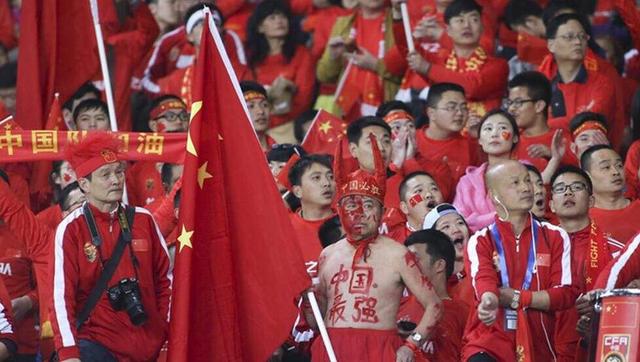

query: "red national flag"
xmin=16 ymin=0 xmax=99 ymax=130
xmin=301 ymin=109 xmax=347 ymax=154
xmin=334 ymin=60 xmax=359 ymax=116
xmin=167 ymin=12 xmax=310 ymax=362
xmin=30 ymin=93 xmax=65 ymax=210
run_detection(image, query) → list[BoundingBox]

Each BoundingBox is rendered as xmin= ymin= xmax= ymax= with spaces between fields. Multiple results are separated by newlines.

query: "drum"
xmin=592 ymin=289 xmax=640 ymax=362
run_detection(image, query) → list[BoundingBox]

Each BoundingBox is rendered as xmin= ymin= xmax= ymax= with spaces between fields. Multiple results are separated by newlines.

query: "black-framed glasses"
xmin=552 ymin=182 xmax=588 ymax=194
xmin=155 ymin=110 xmax=189 ymax=122
xmin=503 ymin=98 xmax=537 ymax=109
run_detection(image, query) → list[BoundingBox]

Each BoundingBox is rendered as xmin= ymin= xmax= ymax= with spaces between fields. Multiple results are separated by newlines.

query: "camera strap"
xmin=76 ymin=203 xmax=135 ymax=330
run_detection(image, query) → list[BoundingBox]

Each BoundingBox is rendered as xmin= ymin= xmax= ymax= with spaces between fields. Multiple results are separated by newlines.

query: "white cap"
xmin=422 ymin=203 xmax=462 ymax=229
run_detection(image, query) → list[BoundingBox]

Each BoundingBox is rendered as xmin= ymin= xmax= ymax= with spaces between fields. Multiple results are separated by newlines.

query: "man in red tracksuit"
xmin=464 ymin=160 xmax=577 ymax=362
xmin=50 ymin=132 xmax=171 ymax=361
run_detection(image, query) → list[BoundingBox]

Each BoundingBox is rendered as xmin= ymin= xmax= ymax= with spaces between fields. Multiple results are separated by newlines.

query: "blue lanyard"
xmin=490 ymin=219 xmax=538 ymax=290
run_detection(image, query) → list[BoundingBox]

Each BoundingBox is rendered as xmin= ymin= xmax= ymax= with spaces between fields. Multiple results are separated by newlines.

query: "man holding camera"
xmin=50 ymin=132 xmax=172 ymax=361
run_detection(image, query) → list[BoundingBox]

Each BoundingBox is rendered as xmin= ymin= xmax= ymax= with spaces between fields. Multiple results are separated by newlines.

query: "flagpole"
xmin=300 ymin=110 xmax=322 ymax=145
xmin=88 ymin=0 xmax=118 ymax=132
xmin=307 ymin=291 xmax=338 ymax=362
xmin=400 ymin=3 xmax=415 ymax=53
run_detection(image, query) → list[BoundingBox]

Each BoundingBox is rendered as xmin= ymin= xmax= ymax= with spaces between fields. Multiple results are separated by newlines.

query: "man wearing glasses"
xmin=416 ymin=82 xmax=479 ymax=184
xmin=507 ymin=71 xmax=577 ymax=173
xmin=126 ymin=95 xmax=188 ymax=206
xmin=541 ymin=13 xmax=621 ymax=147
xmin=549 ymin=165 xmax=624 ymax=362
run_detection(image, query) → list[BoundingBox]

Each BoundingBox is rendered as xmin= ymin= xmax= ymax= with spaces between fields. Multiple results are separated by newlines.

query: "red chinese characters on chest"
xmin=327 ymin=263 xmax=380 ymax=324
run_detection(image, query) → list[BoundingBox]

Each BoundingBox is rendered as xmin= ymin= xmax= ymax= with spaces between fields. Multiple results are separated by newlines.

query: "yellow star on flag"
xmin=177 ymin=225 xmax=194 ymax=252
xmin=318 ymin=121 xmax=333 ymax=134
xmin=186 ymin=101 xmax=203 ymax=156
xmin=585 ymin=277 xmax=592 ymax=284
xmin=197 ymin=161 xmax=213 ymax=189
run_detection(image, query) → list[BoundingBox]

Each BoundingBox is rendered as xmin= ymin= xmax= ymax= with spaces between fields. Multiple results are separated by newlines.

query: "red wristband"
xmin=520 ymin=290 xmax=533 ymax=308
xmin=403 ymin=340 xmax=419 ymax=354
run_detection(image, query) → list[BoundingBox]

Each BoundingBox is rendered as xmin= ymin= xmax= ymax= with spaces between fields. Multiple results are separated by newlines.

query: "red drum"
xmin=593 ymin=289 xmax=640 ymax=362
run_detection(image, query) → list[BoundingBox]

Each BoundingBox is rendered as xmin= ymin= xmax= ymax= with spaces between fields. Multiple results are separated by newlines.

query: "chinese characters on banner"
xmin=0 ymin=127 xmax=187 ymax=163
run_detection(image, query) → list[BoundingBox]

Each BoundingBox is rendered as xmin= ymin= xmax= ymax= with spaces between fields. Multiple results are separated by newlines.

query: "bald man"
xmin=463 ymin=160 xmax=577 ymax=362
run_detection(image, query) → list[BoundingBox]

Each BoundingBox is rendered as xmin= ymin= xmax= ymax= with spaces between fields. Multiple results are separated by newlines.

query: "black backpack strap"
xmin=76 ymin=205 xmax=136 ymax=330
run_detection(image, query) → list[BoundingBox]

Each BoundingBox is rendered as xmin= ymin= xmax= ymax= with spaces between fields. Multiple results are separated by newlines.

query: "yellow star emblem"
xmin=177 ymin=225 xmax=194 ymax=252
xmin=197 ymin=161 xmax=213 ymax=189
xmin=318 ymin=121 xmax=333 ymax=134
xmin=586 ymin=277 xmax=592 ymax=284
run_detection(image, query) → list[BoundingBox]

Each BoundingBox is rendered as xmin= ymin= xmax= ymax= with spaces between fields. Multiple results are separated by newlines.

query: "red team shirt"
xmin=589 ymin=200 xmax=640 ymax=245
xmin=415 ymin=129 xmax=479 ymax=182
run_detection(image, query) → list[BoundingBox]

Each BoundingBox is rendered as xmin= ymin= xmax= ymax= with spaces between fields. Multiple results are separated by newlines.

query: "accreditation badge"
xmin=504 ymin=309 xmax=518 ymax=331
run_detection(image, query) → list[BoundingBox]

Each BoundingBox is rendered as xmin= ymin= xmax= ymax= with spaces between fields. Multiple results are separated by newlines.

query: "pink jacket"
xmin=453 ymin=163 xmax=496 ymax=232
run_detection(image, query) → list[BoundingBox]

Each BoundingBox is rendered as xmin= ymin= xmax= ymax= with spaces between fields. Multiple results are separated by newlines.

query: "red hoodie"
xmin=50 ymin=203 xmax=171 ymax=361
xmin=463 ymin=215 xmax=578 ymax=361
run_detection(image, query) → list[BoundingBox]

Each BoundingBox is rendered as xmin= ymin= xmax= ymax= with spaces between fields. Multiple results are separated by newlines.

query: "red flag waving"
xmin=167 ymin=11 xmax=310 ymax=362
xmin=301 ymin=109 xmax=348 ymax=154
xmin=16 ymin=0 xmax=99 ymax=129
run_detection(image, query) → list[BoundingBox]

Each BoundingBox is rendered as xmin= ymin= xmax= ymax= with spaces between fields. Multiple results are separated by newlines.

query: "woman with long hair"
xmin=245 ymin=0 xmax=315 ymax=141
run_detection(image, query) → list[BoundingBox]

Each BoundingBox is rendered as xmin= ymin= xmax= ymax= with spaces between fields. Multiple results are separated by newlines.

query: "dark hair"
xmin=399 ymin=171 xmax=435 ymax=202
xmin=580 ymin=144 xmax=615 ymax=171
xmin=546 ymin=12 xmax=587 ymax=39
xmin=294 ymin=109 xmax=318 ymax=143
xmin=0 ymin=168 xmax=8 ymax=185
xmin=318 ymin=215 xmax=343 ymax=248
xmin=183 ymin=2 xmax=223 ymax=26
xmin=62 ymin=82 xmax=101 ymax=111
xmin=246 ymin=0 xmax=297 ymax=67
xmin=0 ymin=62 xmax=16 ymax=89
xmin=73 ymin=99 xmax=109 ymax=122
xmin=161 ymin=163 xmax=181 ymax=189
xmin=542 ymin=0 xmax=578 ymax=26
xmin=58 ymin=181 xmax=80 ymax=212
xmin=404 ymin=229 xmax=456 ymax=278
xmin=288 ymin=154 xmax=333 ymax=187
xmin=267 ymin=143 xmax=305 ymax=163
xmin=444 ymin=0 xmax=482 ymax=24
xmin=550 ymin=165 xmax=593 ymax=194
xmin=504 ymin=0 xmax=543 ymax=30
xmin=477 ymin=109 xmax=520 ymax=150
xmin=508 ymin=71 xmax=551 ymax=114
xmin=375 ymin=100 xmax=413 ymax=118
xmin=239 ymin=80 xmax=268 ymax=98
xmin=426 ymin=83 xmax=466 ymax=109
xmin=346 ymin=116 xmax=391 ymax=144
xmin=524 ymin=164 xmax=542 ymax=180
xmin=568 ymin=112 xmax=608 ymax=134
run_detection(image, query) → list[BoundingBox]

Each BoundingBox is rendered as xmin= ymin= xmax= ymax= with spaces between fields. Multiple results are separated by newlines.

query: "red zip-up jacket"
xmin=0 ymin=226 xmax=38 ymax=355
xmin=51 ymin=203 xmax=171 ymax=361
xmin=595 ymin=231 xmax=640 ymax=289
xmin=463 ymin=215 xmax=577 ymax=362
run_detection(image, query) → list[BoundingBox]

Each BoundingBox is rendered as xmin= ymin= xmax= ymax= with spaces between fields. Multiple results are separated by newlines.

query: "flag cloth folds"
xmin=16 ymin=0 xmax=99 ymax=130
xmin=301 ymin=109 xmax=347 ymax=154
xmin=167 ymin=11 xmax=311 ymax=362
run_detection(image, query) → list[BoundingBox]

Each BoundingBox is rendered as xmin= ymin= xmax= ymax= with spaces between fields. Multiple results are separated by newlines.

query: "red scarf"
xmin=584 ymin=221 xmax=612 ymax=290
xmin=347 ymin=234 xmax=378 ymax=268
xmin=516 ymin=310 xmax=534 ymax=362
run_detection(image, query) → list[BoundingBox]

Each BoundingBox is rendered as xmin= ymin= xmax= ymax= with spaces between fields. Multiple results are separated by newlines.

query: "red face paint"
xmin=404 ymin=251 xmax=419 ymax=269
xmin=157 ymin=122 xmax=166 ymax=133
xmin=408 ymin=194 xmax=424 ymax=208
xmin=338 ymin=195 xmax=380 ymax=240
xmin=501 ymin=131 xmax=512 ymax=141
xmin=63 ymin=173 xmax=72 ymax=183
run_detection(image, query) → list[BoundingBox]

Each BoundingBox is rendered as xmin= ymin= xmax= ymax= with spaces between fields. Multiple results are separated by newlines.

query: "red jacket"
xmin=589 ymin=200 xmax=640 ymax=246
xmin=36 ymin=204 xmax=63 ymax=231
xmin=50 ymin=203 xmax=171 ymax=361
xmin=554 ymin=222 xmax=624 ymax=362
xmin=595 ymin=231 xmax=640 ymax=289
xmin=0 ymin=226 xmax=38 ymax=355
xmin=463 ymin=215 xmax=577 ymax=361
xmin=125 ymin=161 xmax=164 ymax=207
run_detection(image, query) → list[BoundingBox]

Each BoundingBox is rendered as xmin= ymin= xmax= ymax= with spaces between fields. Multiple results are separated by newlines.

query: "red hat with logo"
xmin=65 ymin=132 xmax=121 ymax=178
xmin=334 ymin=133 xmax=386 ymax=204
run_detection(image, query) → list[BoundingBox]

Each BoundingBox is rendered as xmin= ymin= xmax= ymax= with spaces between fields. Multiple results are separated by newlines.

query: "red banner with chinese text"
xmin=0 ymin=129 xmax=187 ymax=163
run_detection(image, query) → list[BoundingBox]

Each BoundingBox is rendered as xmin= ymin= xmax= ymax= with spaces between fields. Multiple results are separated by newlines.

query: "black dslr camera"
xmin=107 ymin=278 xmax=148 ymax=326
